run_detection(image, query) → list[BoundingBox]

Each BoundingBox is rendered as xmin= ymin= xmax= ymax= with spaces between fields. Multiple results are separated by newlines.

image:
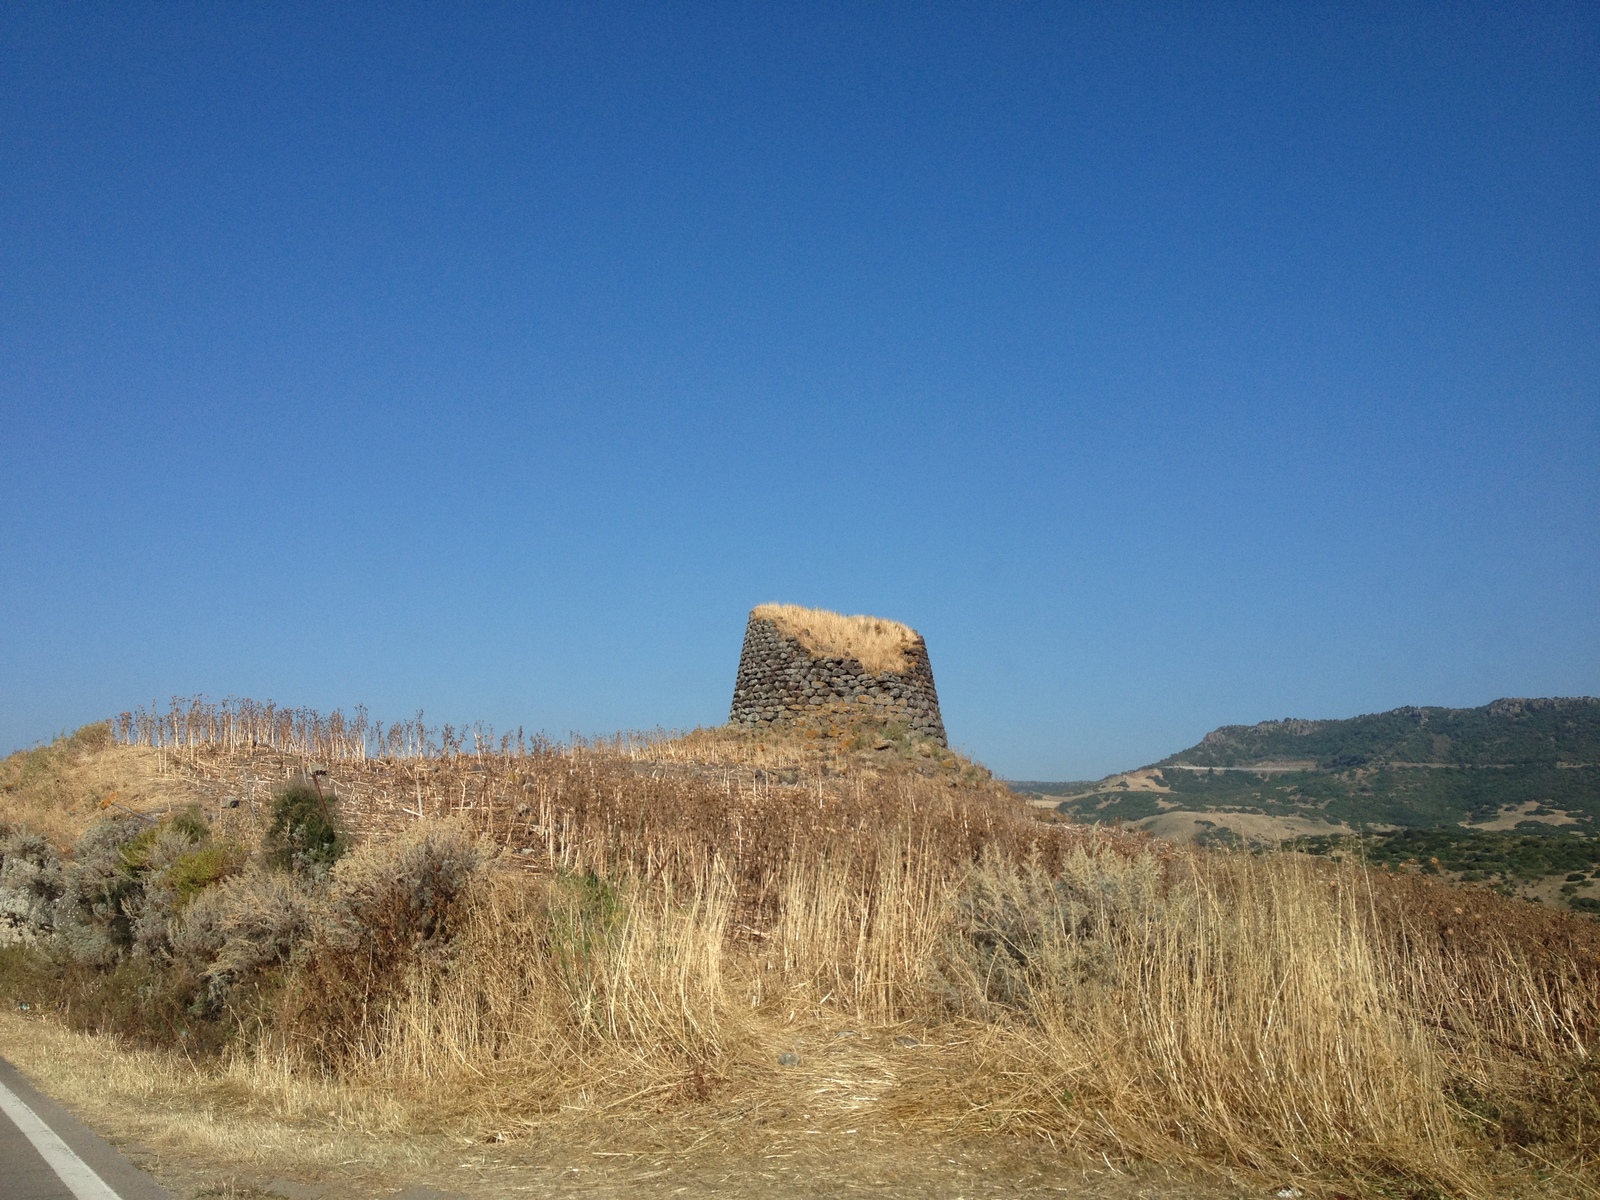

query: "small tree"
xmin=264 ymin=783 xmax=346 ymax=875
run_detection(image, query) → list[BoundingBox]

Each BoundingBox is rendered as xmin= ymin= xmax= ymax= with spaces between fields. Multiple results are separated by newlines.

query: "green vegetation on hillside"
xmin=1016 ymin=698 xmax=1600 ymax=832
xmin=1162 ymin=696 xmax=1600 ymax=770
xmin=1048 ymin=762 xmax=1600 ymax=829
xmin=1290 ymin=828 xmax=1600 ymax=885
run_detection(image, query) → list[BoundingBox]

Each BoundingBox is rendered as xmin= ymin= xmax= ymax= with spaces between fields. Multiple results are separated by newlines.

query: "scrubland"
xmin=1 ymin=701 xmax=1599 ymax=1198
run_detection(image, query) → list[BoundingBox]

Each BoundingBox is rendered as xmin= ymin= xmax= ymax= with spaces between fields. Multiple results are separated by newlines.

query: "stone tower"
xmin=729 ymin=604 xmax=947 ymax=745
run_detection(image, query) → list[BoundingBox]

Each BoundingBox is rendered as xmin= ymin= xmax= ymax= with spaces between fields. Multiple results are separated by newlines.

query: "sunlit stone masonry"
xmin=729 ymin=603 xmax=947 ymax=745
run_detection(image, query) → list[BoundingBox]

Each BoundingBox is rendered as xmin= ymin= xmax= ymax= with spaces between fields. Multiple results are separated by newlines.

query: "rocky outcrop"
xmin=0 ymin=830 xmax=64 ymax=948
xmin=729 ymin=610 xmax=947 ymax=745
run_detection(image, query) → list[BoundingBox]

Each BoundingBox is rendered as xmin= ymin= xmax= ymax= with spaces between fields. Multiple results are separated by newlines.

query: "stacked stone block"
xmin=729 ymin=612 xmax=947 ymax=745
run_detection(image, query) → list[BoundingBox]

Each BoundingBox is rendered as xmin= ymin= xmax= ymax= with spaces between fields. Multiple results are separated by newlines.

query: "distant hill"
xmin=1162 ymin=696 xmax=1600 ymax=771
xmin=1015 ymin=697 xmax=1600 ymax=837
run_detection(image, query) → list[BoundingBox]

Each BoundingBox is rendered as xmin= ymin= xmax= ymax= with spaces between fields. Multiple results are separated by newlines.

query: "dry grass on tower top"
xmin=752 ymin=603 xmax=919 ymax=674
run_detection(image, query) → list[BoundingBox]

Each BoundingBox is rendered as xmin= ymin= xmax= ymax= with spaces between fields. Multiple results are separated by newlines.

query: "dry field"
xmin=2 ymin=701 xmax=1599 ymax=1199
xmin=0 ymin=1008 xmax=1243 ymax=1199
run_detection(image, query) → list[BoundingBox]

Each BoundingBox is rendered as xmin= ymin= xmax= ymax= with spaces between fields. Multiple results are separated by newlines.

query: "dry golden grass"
xmin=0 ymin=723 xmax=204 ymax=846
xmin=303 ymin=843 xmax=1568 ymax=1192
xmin=0 ymin=1011 xmax=1239 ymax=1200
xmin=752 ymin=603 xmax=919 ymax=674
xmin=579 ymin=721 xmax=973 ymax=774
xmin=50 ymin=832 xmax=1584 ymax=1197
xmin=6 ymin=705 xmax=1600 ymax=1197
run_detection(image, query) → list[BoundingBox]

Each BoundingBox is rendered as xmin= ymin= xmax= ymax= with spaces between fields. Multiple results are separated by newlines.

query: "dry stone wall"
xmin=729 ymin=614 xmax=947 ymax=745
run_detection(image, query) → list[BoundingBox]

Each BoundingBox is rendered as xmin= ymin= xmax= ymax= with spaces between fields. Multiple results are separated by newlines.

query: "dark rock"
xmin=728 ymin=611 xmax=947 ymax=745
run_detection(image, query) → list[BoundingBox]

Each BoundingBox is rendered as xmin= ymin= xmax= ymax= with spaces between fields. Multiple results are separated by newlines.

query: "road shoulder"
xmin=0 ymin=1055 xmax=174 ymax=1200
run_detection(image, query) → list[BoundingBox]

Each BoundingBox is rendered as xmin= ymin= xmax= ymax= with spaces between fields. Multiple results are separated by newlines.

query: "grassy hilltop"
xmin=4 ymin=699 xmax=1600 ymax=1197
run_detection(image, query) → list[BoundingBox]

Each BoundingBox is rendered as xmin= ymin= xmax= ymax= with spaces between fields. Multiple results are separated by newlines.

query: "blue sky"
xmin=2 ymin=2 xmax=1596 ymax=779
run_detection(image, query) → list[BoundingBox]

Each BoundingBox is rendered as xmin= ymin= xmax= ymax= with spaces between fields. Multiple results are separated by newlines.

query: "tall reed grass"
xmin=252 ymin=826 xmax=1598 ymax=1193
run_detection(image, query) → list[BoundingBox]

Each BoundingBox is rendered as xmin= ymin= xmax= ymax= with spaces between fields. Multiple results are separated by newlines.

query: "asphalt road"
xmin=0 ymin=1057 xmax=171 ymax=1200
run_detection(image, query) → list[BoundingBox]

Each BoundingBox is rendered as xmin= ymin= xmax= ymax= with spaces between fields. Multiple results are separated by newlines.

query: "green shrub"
xmin=263 ymin=785 xmax=346 ymax=875
xmin=50 ymin=806 xmax=244 ymax=964
xmin=167 ymin=845 xmax=244 ymax=908
xmin=549 ymin=869 xmax=624 ymax=999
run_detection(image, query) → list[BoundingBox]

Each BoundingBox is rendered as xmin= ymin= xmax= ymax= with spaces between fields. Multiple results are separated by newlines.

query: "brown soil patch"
xmin=1470 ymin=800 xmax=1583 ymax=831
xmin=1133 ymin=811 xmax=1356 ymax=844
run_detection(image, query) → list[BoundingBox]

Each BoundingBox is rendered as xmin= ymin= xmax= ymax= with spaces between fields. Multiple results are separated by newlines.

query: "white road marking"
xmin=0 ymin=1075 xmax=124 ymax=1200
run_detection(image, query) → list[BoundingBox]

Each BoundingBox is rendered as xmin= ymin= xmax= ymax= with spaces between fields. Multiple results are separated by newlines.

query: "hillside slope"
xmin=1017 ymin=697 xmax=1600 ymax=835
xmin=1164 ymin=696 xmax=1600 ymax=770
